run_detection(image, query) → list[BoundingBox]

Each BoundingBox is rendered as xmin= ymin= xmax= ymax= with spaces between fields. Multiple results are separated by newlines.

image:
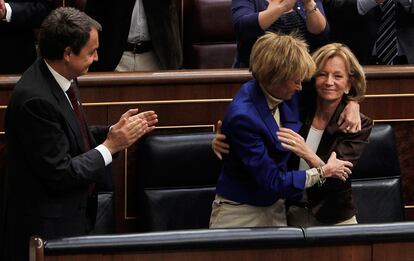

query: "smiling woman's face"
xmin=315 ymin=56 xmax=351 ymax=103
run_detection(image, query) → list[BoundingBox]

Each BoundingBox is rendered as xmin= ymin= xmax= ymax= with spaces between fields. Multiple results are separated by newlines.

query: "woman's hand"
xmin=338 ymin=101 xmax=361 ymax=133
xmin=322 ymin=152 xmax=353 ymax=181
xmin=277 ymin=127 xmax=322 ymax=167
xmin=260 ymin=0 xmax=295 ymax=30
xmin=212 ymin=120 xmax=230 ymax=160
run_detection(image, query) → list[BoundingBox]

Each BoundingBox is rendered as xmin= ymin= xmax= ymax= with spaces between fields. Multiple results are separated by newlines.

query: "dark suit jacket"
xmin=0 ymin=0 xmax=53 ymax=74
xmin=85 ymin=0 xmax=183 ymax=71
xmin=324 ymin=0 xmax=414 ymax=65
xmin=291 ymin=93 xmax=373 ymax=223
xmin=232 ymin=0 xmax=329 ymax=68
xmin=3 ymin=59 xmax=110 ymax=260
xmin=216 ymin=80 xmax=306 ymax=207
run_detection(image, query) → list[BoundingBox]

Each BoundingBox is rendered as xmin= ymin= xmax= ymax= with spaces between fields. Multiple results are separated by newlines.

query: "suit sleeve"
xmin=226 ymin=113 xmax=306 ymax=200
xmin=232 ymin=0 xmax=264 ymax=44
xmin=8 ymin=0 xmax=54 ymax=27
xmin=18 ymin=98 xmax=107 ymax=195
xmin=333 ymin=114 xmax=373 ymax=166
xmin=89 ymin=125 xmax=110 ymax=145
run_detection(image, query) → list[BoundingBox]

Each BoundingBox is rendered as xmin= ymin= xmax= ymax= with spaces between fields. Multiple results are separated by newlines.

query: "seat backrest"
xmin=136 ymin=132 xmax=221 ymax=231
xmin=351 ymin=124 xmax=404 ymax=223
xmin=135 ymin=125 xmax=403 ymax=231
xmin=182 ymin=0 xmax=236 ymax=68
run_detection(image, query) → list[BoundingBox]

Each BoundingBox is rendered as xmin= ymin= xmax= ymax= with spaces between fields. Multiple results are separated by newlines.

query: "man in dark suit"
xmin=2 ymin=7 xmax=158 ymax=260
xmin=85 ymin=0 xmax=182 ymax=71
xmin=324 ymin=0 xmax=414 ymax=65
xmin=0 ymin=0 xmax=53 ymax=74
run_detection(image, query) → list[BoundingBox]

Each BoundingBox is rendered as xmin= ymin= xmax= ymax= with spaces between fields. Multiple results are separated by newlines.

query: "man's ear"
xmin=63 ymin=47 xmax=72 ymax=62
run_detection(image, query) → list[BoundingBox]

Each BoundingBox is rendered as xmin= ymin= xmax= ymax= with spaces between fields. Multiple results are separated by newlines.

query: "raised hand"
xmin=136 ymin=110 xmax=158 ymax=133
xmin=103 ymin=108 xmax=150 ymax=154
xmin=268 ymin=0 xmax=295 ymax=13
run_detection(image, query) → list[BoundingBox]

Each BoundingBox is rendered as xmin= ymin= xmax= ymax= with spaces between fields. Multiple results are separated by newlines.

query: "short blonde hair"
xmin=249 ymin=32 xmax=315 ymax=89
xmin=312 ymin=43 xmax=366 ymax=101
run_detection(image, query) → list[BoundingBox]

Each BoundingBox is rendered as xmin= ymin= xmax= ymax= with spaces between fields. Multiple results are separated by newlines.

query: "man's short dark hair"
xmin=38 ymin=7 xmax=102 ymax=60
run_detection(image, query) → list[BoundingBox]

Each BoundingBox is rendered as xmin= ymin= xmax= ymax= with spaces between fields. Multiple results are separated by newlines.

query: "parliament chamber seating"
xmin=31 ymin=222 xmax=414 ymax=260
xmin=133 ymin=124 xmax=404 ymax=233
xmin=351 ymin=124 xmax=404 ymax=223
xmin=135 ymin=133 xmax=221 ymax=231
xmin=182 ymin=0 xmax=237 ymax=68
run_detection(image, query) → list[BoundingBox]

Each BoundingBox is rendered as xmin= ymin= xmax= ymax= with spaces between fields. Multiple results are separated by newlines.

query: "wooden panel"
xmin=39 ymin=244 xmax=374 ymax=261
xmin=373 ymin=242 xmax=414 ymax=261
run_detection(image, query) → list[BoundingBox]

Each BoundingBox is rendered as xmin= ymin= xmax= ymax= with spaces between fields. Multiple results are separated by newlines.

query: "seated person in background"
xmin=209 ymin=32 xmax=352 ymax=229
xmin=280 ymin=43 xmax=373 ymax=226
xmin=0 ymin=0 xmax=53 ymax=74
xmin=323 ymin=0 xmax=414 ymax=65
xmin=85 ymin=0 xmax=182 ymax=72
xmin=213 ymin=42 xmax=373 ymax=227
xmin=232 ymin=0 xmax=329 ymax=68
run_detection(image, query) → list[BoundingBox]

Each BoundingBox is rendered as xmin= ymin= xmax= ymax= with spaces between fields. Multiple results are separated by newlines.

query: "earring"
xmin=344 ymin=89 xmax=349 ymax=94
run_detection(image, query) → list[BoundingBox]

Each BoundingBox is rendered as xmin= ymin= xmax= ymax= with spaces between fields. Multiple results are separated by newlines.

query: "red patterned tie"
xmin=66 ymin=81 xmax=91 ymax=152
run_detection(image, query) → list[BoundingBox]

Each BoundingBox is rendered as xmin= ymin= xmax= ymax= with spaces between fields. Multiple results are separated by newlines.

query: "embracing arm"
xmin=338 ymin=100 xmax=361 ymax=133
xmin=333 ymin=114 xmax=373 ymax=166
xmin=212 ymin=120 xmax=230 ymax=160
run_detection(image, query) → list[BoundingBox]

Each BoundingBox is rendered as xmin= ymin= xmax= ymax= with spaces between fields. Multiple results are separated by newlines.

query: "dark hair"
xmin=38 ymin=7 xmax=101 ymax=60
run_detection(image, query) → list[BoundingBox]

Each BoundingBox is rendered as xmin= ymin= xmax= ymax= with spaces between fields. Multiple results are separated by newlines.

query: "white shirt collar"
xmin=44 ymin=60 xmax=72 ymax=92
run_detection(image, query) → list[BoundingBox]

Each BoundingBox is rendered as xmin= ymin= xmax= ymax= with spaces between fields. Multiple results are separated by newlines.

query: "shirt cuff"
xmin=95 ymin=144 xmax=113 ymax=166
xmin=305 ymin=168 xmax=321 ymax=188
xmin=3 ymin=3 xmax=11 ymax=22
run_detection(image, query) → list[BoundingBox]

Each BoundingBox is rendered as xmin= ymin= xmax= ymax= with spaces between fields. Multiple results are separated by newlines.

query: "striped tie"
xmin=375 ymin=0 xmax=397 ymax=65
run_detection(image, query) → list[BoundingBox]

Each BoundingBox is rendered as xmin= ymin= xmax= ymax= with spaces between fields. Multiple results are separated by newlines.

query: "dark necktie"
xmin=66 ymin=81 xmax=96 ymax=214
xmin=375 ymin=0 xmax=398 ymax=65
xmin=66 ymin=81 xmax=91 ymax=152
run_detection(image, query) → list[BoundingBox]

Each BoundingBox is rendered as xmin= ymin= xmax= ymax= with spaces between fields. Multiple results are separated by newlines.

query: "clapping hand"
xmin=103 ymin=108 xmax=157 ymax=154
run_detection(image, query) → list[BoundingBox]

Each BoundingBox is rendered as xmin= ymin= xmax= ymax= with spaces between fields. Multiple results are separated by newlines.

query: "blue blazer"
xmin=232 ymin=0 xmax=329 ymax=67
xmin=216 ymin=80 xmax=306 ymax=206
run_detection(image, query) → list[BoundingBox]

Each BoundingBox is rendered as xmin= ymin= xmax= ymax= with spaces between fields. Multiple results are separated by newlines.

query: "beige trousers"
xmin=115 ymin=50 xmax=160 ymax=72
xmin=209 ymin=195 xmax=287 ymax=228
